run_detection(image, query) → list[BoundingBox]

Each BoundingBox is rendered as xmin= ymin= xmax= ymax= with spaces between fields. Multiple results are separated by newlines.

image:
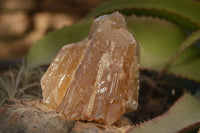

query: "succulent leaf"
xmin=164 ymin=30 xmax=200 ymax=81
xmin=86 ymin=0 xmax=200 ymax=31
xmin=127 ymin=93 xmax=200 ymax=133
xmin=27 ymin=16 xmax=186 ymax=71
xmin=27 ymin=21 xmax=92 ymax=68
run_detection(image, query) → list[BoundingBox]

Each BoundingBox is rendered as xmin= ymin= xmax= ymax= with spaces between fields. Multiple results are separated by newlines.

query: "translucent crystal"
xmin=41 ymin=12 xmax=140 ymax=125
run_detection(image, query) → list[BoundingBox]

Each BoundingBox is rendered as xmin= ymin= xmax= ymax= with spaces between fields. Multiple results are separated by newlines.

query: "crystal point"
xmin=41 ymin=12 xmax=140 ymax=125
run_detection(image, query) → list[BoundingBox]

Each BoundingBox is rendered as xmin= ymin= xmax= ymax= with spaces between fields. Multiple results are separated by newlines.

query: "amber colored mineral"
xmin=41 ymin=12 xmax=140 ymax=125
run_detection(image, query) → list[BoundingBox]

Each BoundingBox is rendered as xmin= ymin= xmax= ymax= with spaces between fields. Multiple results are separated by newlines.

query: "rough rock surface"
xmin=0 ymin=99 xmax=74 ymax=133
xmin=0 ymin=99 xmax=132 ymax=133
xmin=41 ymin=12 xmax=140 ymax=125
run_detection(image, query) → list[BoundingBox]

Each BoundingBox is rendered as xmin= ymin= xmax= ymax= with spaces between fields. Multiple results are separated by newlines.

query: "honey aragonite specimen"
xmin=41 ymin=12 xmax=140 ymax=125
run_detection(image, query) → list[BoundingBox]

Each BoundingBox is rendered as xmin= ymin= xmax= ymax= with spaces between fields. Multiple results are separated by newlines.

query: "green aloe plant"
xmin=86 ymin=0 xmax=200 ymax=31
xmin=27 ymin=16 xmax=186 ymax=71
xmin=26 ymin=0 xmax=200 ymax=132
xmin=127 ymin=93 xmax=200 ymax=133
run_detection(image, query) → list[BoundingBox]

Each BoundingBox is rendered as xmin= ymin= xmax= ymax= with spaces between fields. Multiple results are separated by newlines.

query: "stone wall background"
xmin=0 ymin=0 xmax=106 ymax=59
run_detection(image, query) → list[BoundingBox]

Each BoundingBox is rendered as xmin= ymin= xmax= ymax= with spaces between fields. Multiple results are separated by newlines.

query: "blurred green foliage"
xmin=28 ymin=0 xmax=200 ymax=81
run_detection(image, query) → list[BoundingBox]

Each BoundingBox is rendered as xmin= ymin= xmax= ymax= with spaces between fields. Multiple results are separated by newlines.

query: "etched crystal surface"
xmin=41 ymin=12 xmax=140 ymax=125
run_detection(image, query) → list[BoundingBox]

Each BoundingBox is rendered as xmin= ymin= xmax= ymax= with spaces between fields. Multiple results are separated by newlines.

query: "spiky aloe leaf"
xmin=127 ymin=93 xmax=200 ymax=133
xmin=166 ymin=30 xmax=200 ymax=81
xmin=27 ymin=16 xmax=185 ymax=70
xmin=126 ymin=16 xmax=185 ymax=71
xmin=86 ymin=0 xmax=200 ymax=31
xmin=27 ymin=21 xmax=92 ymax=69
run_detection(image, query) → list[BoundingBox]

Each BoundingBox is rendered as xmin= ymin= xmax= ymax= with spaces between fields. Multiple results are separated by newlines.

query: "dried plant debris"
xmin=0 ymin=63 xmax=43 ymax=107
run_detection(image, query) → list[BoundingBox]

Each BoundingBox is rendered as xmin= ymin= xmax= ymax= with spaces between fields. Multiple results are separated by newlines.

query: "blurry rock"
xmin=50 ymin=13 xmax=75 ymax=29
xmin=114 ymin=116 xmax=133 ymax=127
xmin=0 ymin=12 xmax=30 ymax=37
xmin=0 ymin=0 xmax=36 ymax=11
xmin=0 ymin=99 xmax=75 ymax=133
xmin=33 ymin=12 xmax=74 ymax=32
xmin=0 ymin=39 xmax=30 ymax=59
xmin=0 ymin=43 xmax=10 ymax=59
xmin=0 ymin=12 xmax=75 ymax=59
xmin=0 ymin=99 xmax=132 ymax=133
xmin=40 ymin=0 xmax=107 ymax=14
xmin=82 ymin=0 xmax=108 ymax=7
xmin=25 ymin=12 xmax=75 ymax=45
xmin=72 ymin=121 xmax=131 ymax=133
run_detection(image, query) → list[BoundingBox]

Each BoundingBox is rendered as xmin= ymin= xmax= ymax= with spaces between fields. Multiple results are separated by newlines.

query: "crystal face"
xmin=41 ymin=12 xmax=140 ymax=125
